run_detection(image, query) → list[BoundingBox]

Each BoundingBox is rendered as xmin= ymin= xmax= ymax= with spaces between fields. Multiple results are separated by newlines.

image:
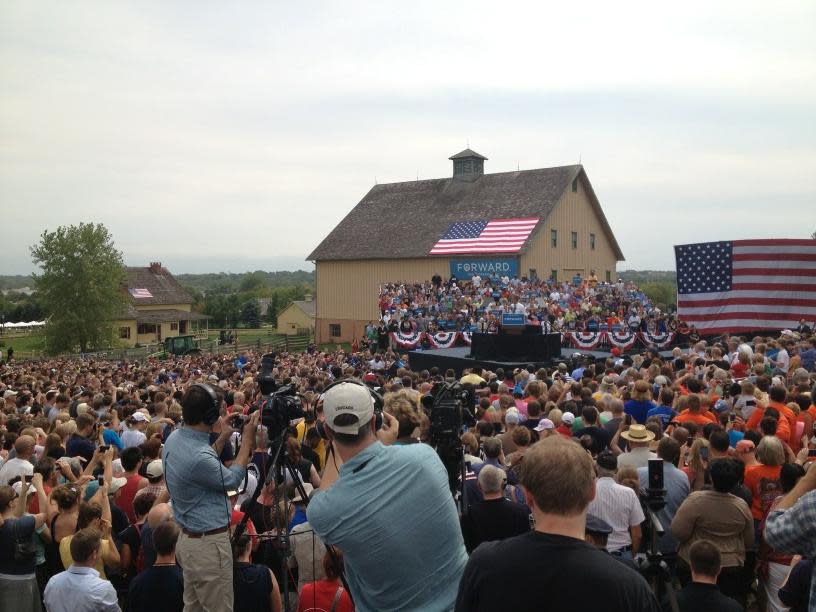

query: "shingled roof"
xmin=308 ymin=165 xmax=624 ymax=261
xmin=125 ymin=264 xmax=193 ymax=306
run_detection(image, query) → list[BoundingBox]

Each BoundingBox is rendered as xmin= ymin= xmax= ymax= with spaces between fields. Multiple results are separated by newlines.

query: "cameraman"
xmin=162 ymin=384 xmax=260 ymax=612
xmin=307 ymin=381 xmax=467 ymax=611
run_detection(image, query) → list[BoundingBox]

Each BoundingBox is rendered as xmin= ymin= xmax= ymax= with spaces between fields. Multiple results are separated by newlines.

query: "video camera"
xmin=255 ymin=353 xmax=304 ymax=439
xmin=421 ymin=381 xmax=476 ymax=445
xmin=421 ymin=381 xmax=477 ymax=495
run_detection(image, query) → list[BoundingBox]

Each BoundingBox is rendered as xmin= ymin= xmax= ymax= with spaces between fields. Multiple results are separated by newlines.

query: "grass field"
xmin=0 ymin=333 xmax=46 ymax=357
xmin=0 ymin=327 xmax=320 ymax=359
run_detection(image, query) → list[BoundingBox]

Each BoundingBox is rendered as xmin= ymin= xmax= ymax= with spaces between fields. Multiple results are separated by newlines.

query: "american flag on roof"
xmin=429 ymin=218 xmax=538 ymax=255
xmin=675 ymin=239 xmax=816 ymax=334
xmin=129 ymin=288 xmax=153 ymax=299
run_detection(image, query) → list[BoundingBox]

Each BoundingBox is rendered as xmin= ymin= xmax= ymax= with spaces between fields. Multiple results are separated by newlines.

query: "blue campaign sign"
xmin=501 ymin=313 xmax=526 ymax=326
xmin=450 ymin=257 xmax=519 ymax=278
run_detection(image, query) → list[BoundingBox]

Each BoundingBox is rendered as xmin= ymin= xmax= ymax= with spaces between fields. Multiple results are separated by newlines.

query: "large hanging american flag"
xmin=429 ymin=218 xmax=538 ymax=255
xmin=675 ymin=239 xmax=816 ymax=334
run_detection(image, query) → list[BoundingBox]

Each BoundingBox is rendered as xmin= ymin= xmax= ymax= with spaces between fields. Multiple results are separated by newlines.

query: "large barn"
xmin=308 ymin=150 xmax=624 ymax=344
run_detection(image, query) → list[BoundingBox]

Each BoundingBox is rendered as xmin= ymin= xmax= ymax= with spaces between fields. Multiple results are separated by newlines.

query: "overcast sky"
xmin=2 ymin=1 xmax=814 ymax=275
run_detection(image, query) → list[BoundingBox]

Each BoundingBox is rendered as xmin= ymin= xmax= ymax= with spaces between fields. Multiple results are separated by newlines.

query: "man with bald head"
xmin=0 ymin=434 xmax=35 ymax=485
xmin=139 ymin=502 xmax=173 ymax=570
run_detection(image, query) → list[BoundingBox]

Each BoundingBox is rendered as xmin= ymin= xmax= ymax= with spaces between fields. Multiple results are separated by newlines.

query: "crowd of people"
xmin=0 ymin=320 xmax=815 ymax=611
xmin=375 ymin=273 xmax=679 ymax=336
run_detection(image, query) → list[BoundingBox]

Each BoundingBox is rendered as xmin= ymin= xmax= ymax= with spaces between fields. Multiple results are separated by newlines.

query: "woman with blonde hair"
xmin=744 ymin=436 xmax=785 ymax=523
xmin=681 ymin=438 xmax=710 ymax=491
xmin=384 ymin=389 xmax=423 ymax=445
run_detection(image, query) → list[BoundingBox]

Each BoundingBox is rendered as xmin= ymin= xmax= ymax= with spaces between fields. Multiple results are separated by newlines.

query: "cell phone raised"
xmin=98 ymin=445 xmax=110 ymax=452
xmin=808 ymin=449 xmax=816 ymax=458
xmin=97 ymin=475 xmax=104 ymax=486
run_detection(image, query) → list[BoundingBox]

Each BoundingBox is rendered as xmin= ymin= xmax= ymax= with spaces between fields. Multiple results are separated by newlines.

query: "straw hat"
xmin=621 ymin=424 xmax=655 ymax=443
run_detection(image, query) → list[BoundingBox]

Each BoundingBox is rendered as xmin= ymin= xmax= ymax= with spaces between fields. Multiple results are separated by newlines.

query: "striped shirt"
xmin=587 ymin=477 xmax=645 ymax=551
xmin=764 ymin=490 xmax=816 ymax=611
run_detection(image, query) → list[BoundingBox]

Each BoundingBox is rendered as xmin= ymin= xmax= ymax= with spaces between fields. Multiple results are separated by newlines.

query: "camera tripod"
xmin=640 ymin=498 xmax=678 ymax=612
xmin=233 ymin=428 xmax=353 ymax=612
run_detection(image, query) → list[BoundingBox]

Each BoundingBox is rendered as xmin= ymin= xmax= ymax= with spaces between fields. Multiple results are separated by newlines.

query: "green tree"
xmin=265 ymin=293 xmax=280 ymax=326
xmin=240 ymin=271 xmax=268 ymax=293
xmin=240 ymin=299 xmax=261 ymax=328
xmin=30 ymin=223 xmax=127 ymax=353
xmin=640 ymin=281 xmax=677 ymax=310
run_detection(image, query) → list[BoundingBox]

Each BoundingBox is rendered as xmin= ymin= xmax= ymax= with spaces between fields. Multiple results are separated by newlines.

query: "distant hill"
xmin=618 ymin=270 xmax=676 ymax=284
xmin=176 ymin=270 xmax=315 ymax=294
xmin=0 ymin=275 xmax=34 ymax=291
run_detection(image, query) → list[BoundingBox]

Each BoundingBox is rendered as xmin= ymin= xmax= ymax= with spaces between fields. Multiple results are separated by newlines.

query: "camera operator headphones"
xmin=318 ymin=378 xmax=384 ymax=437
xmin=190 ymin=383 xmax=220 ymax=426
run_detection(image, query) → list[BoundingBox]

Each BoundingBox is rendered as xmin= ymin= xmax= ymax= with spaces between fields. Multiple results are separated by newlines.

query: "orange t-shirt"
xmin=745 ymin=402 xmax=794 ymax=443
xmin=744 ymin=464 xmax=783 ymax=520
xmin=676 ymin=410 xmax=716 ymax=426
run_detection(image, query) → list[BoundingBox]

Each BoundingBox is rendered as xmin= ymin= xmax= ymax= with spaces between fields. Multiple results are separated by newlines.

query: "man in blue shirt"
xmin=308 ymin=381 xmax=467 ymax=611
xmin=163 ymin=384 xmax=259 ymax=612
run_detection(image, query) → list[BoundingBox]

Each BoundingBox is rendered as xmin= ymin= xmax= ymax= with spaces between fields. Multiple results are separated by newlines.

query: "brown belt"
xmin=181 ymin=525 xmax=229 ymax=539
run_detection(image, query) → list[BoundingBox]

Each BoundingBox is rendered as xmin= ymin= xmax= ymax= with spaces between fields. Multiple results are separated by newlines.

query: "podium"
xmin=470 ymin=331 xmax=561 ymax=362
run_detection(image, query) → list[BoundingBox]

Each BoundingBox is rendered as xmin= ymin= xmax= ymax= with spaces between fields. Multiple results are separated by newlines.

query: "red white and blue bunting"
xmin=569 ymin=332 xmax=604 ymax=350
xmin=606 ymin=330 xmax=638 ymax=350
xmin=390 ymin=331 xmax=676 ymax=352
xmin=391 ymin=329 xmax=423 ymax=348
xmin=640 ymin=331 xmax=675 ymax=349
xmin=427 ymin=331 xmax=458 ymax=349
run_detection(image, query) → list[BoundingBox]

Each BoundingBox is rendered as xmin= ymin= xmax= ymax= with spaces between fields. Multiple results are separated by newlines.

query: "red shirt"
xmin=297 ymin=581 xmax=353 ymax=612
xmin=230 ymin=509 xmax=258 ymax=546
xmin=115 ymin=473 xmax=146 ymax=524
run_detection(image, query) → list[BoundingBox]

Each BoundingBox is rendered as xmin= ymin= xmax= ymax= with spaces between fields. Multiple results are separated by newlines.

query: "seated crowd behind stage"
xmin=0 ymin=318 xmax=815 ymax=611
xmin=375 ymin=272 xmax=680 ymax=338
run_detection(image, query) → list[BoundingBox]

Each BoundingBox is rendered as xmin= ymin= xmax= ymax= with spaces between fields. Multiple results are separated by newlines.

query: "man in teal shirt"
xmin=308 ymin=381 xmax=467 ymax=611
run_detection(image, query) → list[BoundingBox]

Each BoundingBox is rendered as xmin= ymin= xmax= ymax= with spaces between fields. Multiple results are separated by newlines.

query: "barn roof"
xmin=125 ymin=265 xmax=194 ymax=306
xmin=281 ymin=300 xmax=316 ymax=317
xmin=307 ymin=164 xmax=624 ymax=261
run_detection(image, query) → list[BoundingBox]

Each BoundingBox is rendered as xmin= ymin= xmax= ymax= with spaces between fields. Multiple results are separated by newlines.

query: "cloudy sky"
xmin=2 ymin=1 xmax=814 ymax=274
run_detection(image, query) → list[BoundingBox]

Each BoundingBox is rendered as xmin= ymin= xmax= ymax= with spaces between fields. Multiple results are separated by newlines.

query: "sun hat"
xmin=561 ymin=412 xmax=575 ymax=425
xmin=621 ymin=424 xmax=656 ymax=443
xmin=323 ymin=382 xmax=375 ymax=434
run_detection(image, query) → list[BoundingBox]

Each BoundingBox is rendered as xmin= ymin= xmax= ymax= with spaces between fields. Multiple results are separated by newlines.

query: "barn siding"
xmin=521 ymin=172 xmax=619 ymax=282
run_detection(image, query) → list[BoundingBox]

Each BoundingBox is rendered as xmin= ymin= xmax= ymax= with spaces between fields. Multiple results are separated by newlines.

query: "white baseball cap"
xmin=12 ymin=481 xmax=36 ymax=496
xmin=322 ymin=382 xmax=375 ymax=434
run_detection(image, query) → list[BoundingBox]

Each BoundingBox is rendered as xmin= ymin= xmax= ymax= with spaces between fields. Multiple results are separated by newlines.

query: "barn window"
xmin=329 ymin=323 xmax=341 ymax=337
xmin=590 ymin=233 xmax=596 ymax=250
xmin=550 ymin=229 xmax=557 ymax=248
xmin=606 ymin=270 xmax=611 ymax=283
xmin=550 ymin=270 xmax=558 ymax=281
xmin=571 ymin=232 xmax=578 ymax=249
xmin=119 ymin=327 xmax=131 ymax=339
xmin=137 ymin=323 xmax=157 ymax=335
xmin=571 ymin=178 xmax=578 ymax=192
xmin=170 ymin=322 xmax=178 ymax=331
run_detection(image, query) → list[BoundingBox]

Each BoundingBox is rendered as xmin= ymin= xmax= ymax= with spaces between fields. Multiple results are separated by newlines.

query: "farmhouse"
xmin=116 ymin=262 xmax=209 ymax=347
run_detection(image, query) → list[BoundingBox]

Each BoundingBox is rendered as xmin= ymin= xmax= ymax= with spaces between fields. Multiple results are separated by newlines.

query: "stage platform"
xmin=406 ymin=346 xmax=675 ymax=376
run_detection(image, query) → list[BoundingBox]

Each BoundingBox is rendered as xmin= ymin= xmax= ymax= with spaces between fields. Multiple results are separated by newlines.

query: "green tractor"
xmin=163 ymin=335 xmax=202 ymax=357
